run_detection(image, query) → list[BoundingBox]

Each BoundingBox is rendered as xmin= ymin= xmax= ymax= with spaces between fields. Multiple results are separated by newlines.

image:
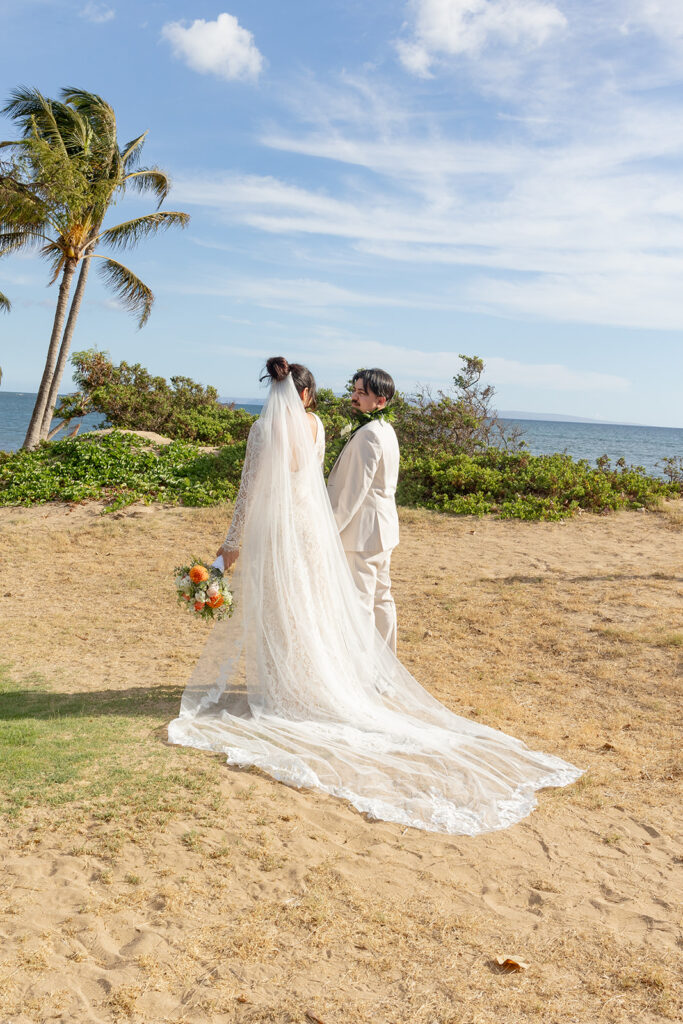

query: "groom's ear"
xmin=377 ymin=395 xmax=387 ymax=409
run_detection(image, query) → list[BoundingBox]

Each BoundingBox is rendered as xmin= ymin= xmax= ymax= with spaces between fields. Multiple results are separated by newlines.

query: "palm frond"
xmin=123 ymin=167 xmax=171 ymax=207
xmin=96 ymin=210 xmax=189 ymax=251
xmin=3 ymin=87 xmax=71 ymax=159
xmin=41 ymin=240 xmax=67 ymax=286
xmin=4 ymin=88 xmax=113 ymax=167
xmin=0 ymin=290 xmax=10 ymax=313
xmin=1 ymin=86 xmax=46 ymax=121
xmin=93 ymin=255 xmax=153 ymax=327
xmin=62 ymin=88 xmax=116 ymax=138
xmin=61 ymin=88 xmax=118 ymax=168
xmin=0 ymin=174 xmax=50 ymax=224
xmin=121 ymin=132 xmax=147 ymax=169
xmin=0 ymin=226 xmax=50 ymax=257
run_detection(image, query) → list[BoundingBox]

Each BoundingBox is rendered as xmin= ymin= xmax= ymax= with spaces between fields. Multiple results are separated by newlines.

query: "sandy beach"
xmin=0 ymin=500 xmax=681 ymax=1023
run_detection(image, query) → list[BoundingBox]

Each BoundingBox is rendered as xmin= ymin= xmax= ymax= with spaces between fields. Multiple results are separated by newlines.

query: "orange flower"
xmin=189 ymin=565 xmax=209 ymax=583
xmin=194 ymin=600 xmax=205 ymax=612
xmin=208 ymin=594 xmax=224 ymax=609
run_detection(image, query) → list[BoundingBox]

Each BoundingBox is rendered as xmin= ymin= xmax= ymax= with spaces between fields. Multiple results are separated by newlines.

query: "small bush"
xmin=396 ymin=449 xmax=678 ymax=521
xmin=52 ymin=349 xmax=255 ymax=444
xmin=1 ymin=431 xmax=677 ymax=519
xmin=4 ymin=354 xmax=679 ymax=520
xmin=0 ymin=431 xmax=245 ymax=511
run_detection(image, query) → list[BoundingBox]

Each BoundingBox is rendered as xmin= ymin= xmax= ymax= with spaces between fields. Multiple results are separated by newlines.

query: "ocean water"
xmin=1 ymin=392 xmax=680 ymax=479
xmin=499 ymin=418 xmax=682 ymax=478
xmin=0 ymin=393 xmax=262 ymax=453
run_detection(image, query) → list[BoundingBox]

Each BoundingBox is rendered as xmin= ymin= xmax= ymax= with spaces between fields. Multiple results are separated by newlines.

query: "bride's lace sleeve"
xmin=314 ymin=414 xmax=325 ymax=466
xmin=224 ymin=422 xmax=264 ymax=550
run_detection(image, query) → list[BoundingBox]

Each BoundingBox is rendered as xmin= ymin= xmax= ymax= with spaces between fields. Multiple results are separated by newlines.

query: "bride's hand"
xmin=217 ymin=545 xmax=239 ymax=570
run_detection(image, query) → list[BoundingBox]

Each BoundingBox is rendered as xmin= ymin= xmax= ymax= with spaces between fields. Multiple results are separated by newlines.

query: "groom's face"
xmin=351 ymin=378 xmax=387 ymax=414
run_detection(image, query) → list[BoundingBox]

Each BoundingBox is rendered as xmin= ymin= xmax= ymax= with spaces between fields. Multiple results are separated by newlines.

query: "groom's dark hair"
xmin=353 ymin=368 xmax=395 ymax=402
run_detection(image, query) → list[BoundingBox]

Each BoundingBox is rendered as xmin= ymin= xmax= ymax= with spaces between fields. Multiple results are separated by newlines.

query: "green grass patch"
xmin=0 ymin=664 xmax=222 ymax=823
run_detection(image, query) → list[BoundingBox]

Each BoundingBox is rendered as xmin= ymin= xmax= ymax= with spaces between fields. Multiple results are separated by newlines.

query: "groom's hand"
xmin=217 ymin=545 xmax=239 ymax=570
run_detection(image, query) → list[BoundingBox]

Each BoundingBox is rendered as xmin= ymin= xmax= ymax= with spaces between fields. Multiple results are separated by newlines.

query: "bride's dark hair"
xmin=262 ymin=356 xmax=318 ymax=410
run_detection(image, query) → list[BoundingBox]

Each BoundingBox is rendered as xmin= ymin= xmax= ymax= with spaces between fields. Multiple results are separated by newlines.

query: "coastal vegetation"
xmin=54 ymin=349 xmax=254 ymax=446
xmin=1 ymin=352 xmax=679 ymax=519
xmin=0 ymin=86 xmax=189 ymax=450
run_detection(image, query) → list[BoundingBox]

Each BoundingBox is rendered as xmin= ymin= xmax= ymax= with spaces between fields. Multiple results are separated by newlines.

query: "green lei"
xmin=340 ymin=404 xmax=395 ymax=446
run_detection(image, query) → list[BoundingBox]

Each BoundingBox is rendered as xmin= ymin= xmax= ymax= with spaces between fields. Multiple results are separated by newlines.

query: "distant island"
xmin=219 ymin=397 xmax=644 ymax=428
xmin=220 ymin=397 xmax=264 ymax=407
xmin=497 ymin=410 xmax=643 ymax=426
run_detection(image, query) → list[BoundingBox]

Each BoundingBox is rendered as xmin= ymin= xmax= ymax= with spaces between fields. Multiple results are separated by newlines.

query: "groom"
xmin=327 ymin=368 xmax=400 ymax=652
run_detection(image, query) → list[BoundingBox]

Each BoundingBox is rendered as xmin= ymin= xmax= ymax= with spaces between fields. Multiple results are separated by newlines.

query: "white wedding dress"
xmin=168 ymin=376 xmax=581 ymax=835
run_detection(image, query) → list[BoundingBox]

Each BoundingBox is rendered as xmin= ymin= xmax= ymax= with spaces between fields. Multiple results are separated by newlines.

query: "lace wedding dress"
xmin=168 ymin=376 xmax=581 ymax=835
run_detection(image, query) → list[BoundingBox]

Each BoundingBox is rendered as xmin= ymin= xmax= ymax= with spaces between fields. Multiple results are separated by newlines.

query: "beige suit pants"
xmin=345 ymin=549 xmax=397 ymax=654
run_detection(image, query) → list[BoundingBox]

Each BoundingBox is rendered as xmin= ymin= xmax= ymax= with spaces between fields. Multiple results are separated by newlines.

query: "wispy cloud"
xmin=219 ymin=331 xmax=629 ymax=394
xmin=176 ymin=274 xmax=459 ymax=313
xmin=396 ymin=0 xmax=567 ymax=77
xmin=80 ymin=2 xmax=115 ymax=24
xmin=621 ymin=0 xmax=683 ymax=47
xmin=175 ymin=95 xmax=683 ymax=330
xmin=484 ymin=356 xmax=629 ymax=393
xmin=161 ymin=12 xmax=263 ymax=82
xmin=171 ymin=6 xmax=683 ymax=334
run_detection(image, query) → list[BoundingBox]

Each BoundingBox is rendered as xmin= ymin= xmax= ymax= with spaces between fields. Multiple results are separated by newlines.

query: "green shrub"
xmin=0 ymin=431 xmax=245 ymax=511
xmin=51 ymin=350 xmax=256 ymax=444
xmin=396 ymin=449 xmax=678 ymax=521
xmin=5 ymin=353 xmax=680 ymax=521
xmin=1 ymin=432 xmax=678 ymax=520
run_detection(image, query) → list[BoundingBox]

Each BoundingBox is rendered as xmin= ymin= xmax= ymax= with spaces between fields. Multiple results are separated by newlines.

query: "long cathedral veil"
xmin=168 ymin=375 xmax=581 ymax=834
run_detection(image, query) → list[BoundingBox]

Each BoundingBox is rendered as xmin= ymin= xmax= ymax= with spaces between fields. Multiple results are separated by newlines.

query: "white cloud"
xmin=483 ymin=356 xmax=629 ymax=393
xmin=171 ymin=10 xmax=683 ymax=335
xmin=176 ymin=97 xmax=683 ymax=328
xmin=177 ymin=274 xmax=459 ymax=313
xmin=622 ymin=1 xmax=683 ymax=43
xmin=80 ymin=2 xmax=115 ymax=23
xmin=219 ymin=332 xmax=628 ymax=395
xmin=161 ymin=12 xmax=263 ymax=82
xmin=465 ymin=270 xmax=683 ymax=331
xmin=397 ymin=0 xmax=567 ymax=76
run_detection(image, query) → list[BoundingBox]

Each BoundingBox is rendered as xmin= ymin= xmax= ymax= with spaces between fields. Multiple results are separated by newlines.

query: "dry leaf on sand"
xmin=495 ymin=955 xmax=530 ymax=971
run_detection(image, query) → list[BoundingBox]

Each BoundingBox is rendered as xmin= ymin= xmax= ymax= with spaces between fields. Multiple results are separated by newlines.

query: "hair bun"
xmin=265 ymin=356 xmax=290 ymax=382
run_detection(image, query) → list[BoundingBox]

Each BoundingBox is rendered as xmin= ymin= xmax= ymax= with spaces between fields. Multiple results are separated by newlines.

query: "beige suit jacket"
xmin=327 ymin=418 xmax=400 ymax=553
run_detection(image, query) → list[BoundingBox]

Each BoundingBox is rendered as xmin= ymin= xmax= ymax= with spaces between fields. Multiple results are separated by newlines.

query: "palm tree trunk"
xmin=22 ymin=259 xmax=78 ymax=449
xmin=39 ymin=256 xmax=91 ymax=440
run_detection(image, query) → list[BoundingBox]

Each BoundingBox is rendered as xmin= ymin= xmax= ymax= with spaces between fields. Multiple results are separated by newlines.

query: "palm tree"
xmin=0 ymin=87 xmax=189 ymax=448
xmin=0 ymin=289 xmax=9 ymax=386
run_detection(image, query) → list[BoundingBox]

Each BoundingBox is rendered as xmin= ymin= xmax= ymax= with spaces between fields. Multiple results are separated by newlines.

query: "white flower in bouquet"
xmin=174 ymin=557 xmax=234 ymax=621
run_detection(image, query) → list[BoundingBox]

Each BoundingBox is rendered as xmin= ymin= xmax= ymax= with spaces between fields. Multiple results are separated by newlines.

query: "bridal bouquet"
xmin=174 ymin=558 xmax=234 ymax=621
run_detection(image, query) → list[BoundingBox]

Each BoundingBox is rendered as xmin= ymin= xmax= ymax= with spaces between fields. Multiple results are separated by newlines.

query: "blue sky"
xmin=1 ymin=0 xmax=682 ymax=426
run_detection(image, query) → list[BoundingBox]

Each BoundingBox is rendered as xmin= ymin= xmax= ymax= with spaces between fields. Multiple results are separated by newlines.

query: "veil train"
xmin=168 ymin=375 xmax=581 ymax=835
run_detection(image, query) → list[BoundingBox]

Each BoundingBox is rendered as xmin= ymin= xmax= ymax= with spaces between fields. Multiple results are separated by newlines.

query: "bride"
xmin=168 ymin=357 xmax=581 ymax=835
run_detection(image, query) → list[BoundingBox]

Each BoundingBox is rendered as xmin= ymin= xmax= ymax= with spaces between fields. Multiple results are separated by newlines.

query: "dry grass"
xmin=0 ymin=500 xmax=681 ymax=1023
